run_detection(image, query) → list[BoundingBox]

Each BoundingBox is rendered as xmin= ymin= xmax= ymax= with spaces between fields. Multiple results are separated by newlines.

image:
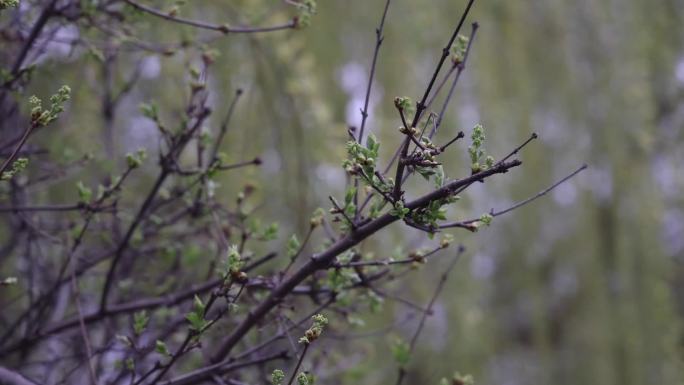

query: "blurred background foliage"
xmin=5 ymin=0 xmax=684 ymax=383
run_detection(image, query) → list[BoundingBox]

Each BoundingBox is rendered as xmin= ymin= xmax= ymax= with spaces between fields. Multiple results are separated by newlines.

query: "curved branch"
xmin=124 ymin=0 xmax=296 ymax=34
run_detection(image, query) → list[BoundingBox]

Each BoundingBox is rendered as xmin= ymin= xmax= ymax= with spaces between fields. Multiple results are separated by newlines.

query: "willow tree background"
xmin=1 ymin=0 xmax=684 ymax=385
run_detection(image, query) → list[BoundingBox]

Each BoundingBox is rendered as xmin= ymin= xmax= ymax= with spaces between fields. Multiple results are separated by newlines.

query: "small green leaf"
xmin=434 ymin=165 xmax=445 ymax=187
xmin=139 ymin=102 xmax=158 ymax=120
xmin=260 ymin=222 xmax=279 ymax=241
xmin=185 ymin=311 xmax=207 ymax=332
xmin=76 ymin=181 xmax=92 ymax=203
xmin=155 ymin=340 xmax=171 ymax=357
xmin=223 ymin=245 xmax=243 ymax=277
xmin=393 ymin=96 xmax=413 ymax=111
xmin=451 ymin=372 xmax=475 ymax=385
xmin=391 ymin=337 xmax=411 ymax=366
xmin=294 ymin=0 xmax=317 ymax=28
xmin=390 ymin=202 xmax=410 ymax=219
xmin=133 ymin=310 xmax=149 ymax=335
xmin=310 ymin=207 xmax=325 ymax=227
xmin=287 ymin=234 xmax=301 ymax=260
xmin=479 ymin=213 xmax=493 ymax=226
xmin=193 ymin=294 xmax=205 ymax=315
xmin=367 ymin=291 xmax=384 ymax=313
xmin=344 ymin=187 xmax=356 ymax=205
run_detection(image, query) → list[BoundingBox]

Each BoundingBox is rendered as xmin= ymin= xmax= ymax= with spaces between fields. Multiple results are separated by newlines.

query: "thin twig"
xmin=285 ymin=344 xmax=309 ymax=385
xmin=70 ymin=268 xmax=97 ymax=385
xmin=432 ymin=22 xmax=480 ymax=137
xmin=355 ymin=0 xmax=392 ymax=220
xmin=358 ymin=0 xmax=392 ymax=145
xmin=410 ymin=0 xmax=476 ymax=128
xmin=395 ymin=246 xmax=466 ymax=385
xmin=0 ymin=204 xmax=82 ymax=213
xmin=496 ymin=132 xmax=538 ymax=166
xmin=210 ymin=89 xmax=244 ymax=162
xmin=439 ymin=164 xmax=588 ymax=229
xmin=210 ymin=160 xmax=522 ymax=362
xmin=124 ymin=0 xmax=295 ymax=34
xmin=0 ymin=123 xmax=36 ymax=177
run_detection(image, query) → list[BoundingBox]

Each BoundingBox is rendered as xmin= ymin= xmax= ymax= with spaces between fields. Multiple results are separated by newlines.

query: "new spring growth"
xmin=390 ymin=201 xmax=410 ymax=219
xmin=1 ymin=157 xmax=28 ymax=180
xmin=451 ymin=34 xmax=470 ymax=64
xmin=344 ymin=134 xmax=380 ymax=176
xmin=299 ymin=314 xmax=328 ymax=344
xmin=294 ymin=0 xmax=317 ymax=28
xmin=479 ymin=213 xmax=493 ymax=226
xmin=394 ymin=96 xmax=413 ymax=111
xmin=407 ymin=196 xmax=457 ymax=229
xmin=391 ymin=337 xmax=410 ymax=367
xmin=409 ymin=250 xmax=426 ymax=264
xmin=468 ymin=124 xmax=494 ymax=173
xmin=271 ymin=369 xmax=285 ymax=385
xmin=139 ymin=102 xmax=158 ymax=121
xmin=76 ymin=181 xmax=93 ymax=203
xmin=310 ymin=207 xmax=325 ymax=228
xmin=125 ymin=148 xmax=147 ymax=169
xmin=343 ymin=135 xmax=395 ymax=203
xmin=155 ymin=340 xmax=171 ymax=357
xmin=439 ymin=372 xmax=475 ymax=385
xmin=0 ymin=0 xmax=19 ymax=10
xmin=222 ymin=245 xmax=247 ymax=283
xmin=394 ymin=96 xmax=416 ymax=120
xmin=133 ymin=310 xmax=149 ymax=335
xmin=185 ymin=295 xmax=208 ymax=332
xmin=29 ymin=85 xmax=71 ymax=127
xmin=258 ymin=222 xmax=279 ymax=241
xmin=165 ymin=0 xmax=187 ymax=17
xmin=297 ymin=372 xmax=313 ymax=385
xmin=287 ymin=234 xmax=300 ymax=260
xmin=440 ymin=233 xmax=455 ymax=248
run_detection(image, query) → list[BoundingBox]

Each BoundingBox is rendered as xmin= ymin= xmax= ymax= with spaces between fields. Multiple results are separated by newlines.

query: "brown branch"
xmin=0 ymin=204 xmax=82 ymax=213
xmin=161 ymin=350 xmax=289 ymax=385
xmin=69 ymin=267 xmax=97 ymax=385
xmin=354 ymin=0 xmax=392 ymax=220
xmin=210 ymin=160 xmax=521 ymax=362
xmin=0 ymin=252 xmax=276 ymax=356
xmin=357 ymin=0 xmax=392 ymax=145
xmin=286 ymin=344 xmax=309 ymax=385
xmin=124 ymin=0 xmax=295 ymax=34
xmin=210 ymin=89 xmax=244 ymax=162
xmin=440 ymin=164 xmax=588 ymax=229
xmin=409 ymin=0 xmax=476 ymax=128
xmin=7 ymin=0 xmax=58 ymax=80
xmin=395 ymin=246 xmax=465 ymax=385
xmin=432 ymin=22 xmax=480 ymax=137
xmin=0 ymin=123 xmax=36 ymax=178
